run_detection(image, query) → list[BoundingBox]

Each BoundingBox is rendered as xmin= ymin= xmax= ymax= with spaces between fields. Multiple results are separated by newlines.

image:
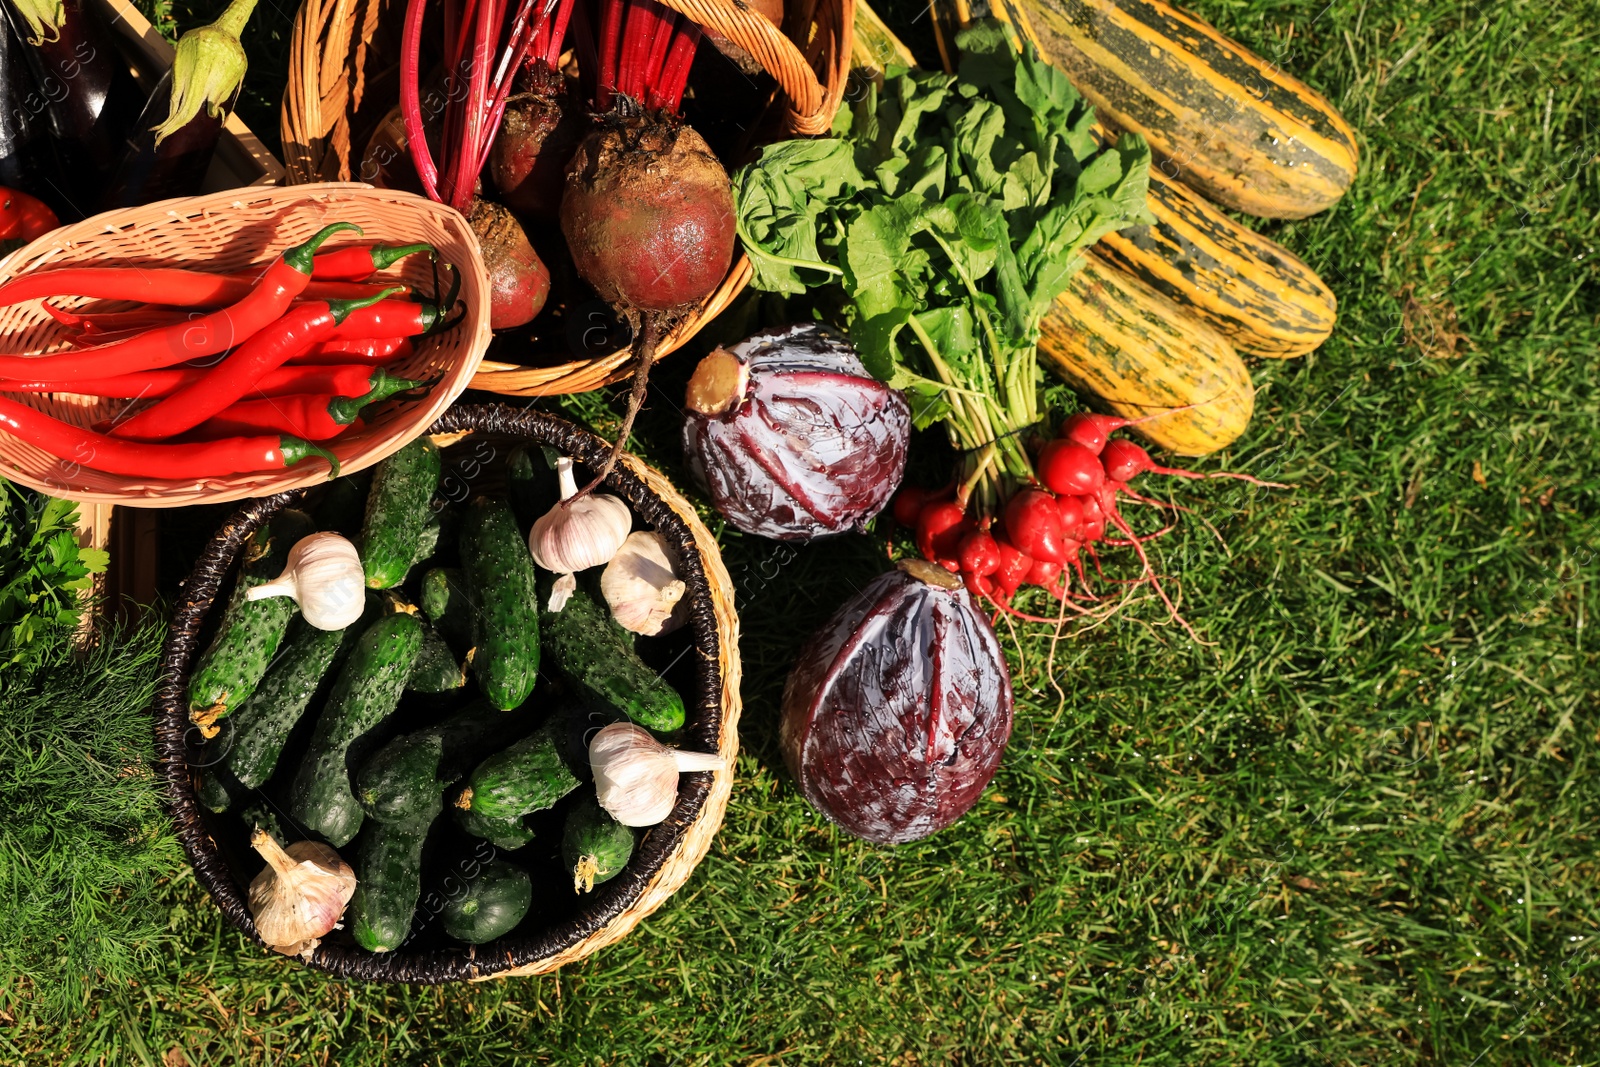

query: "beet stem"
xmin=574 ymin=316 xmax=659 ymax=500
xmin=542 ymin=0 xmax=578 ymax=66
xmin=655 ymin=22 xmax=701 ymax=112
xmin=400 ymin=0 xmax=441 ymax=200
xmin=596 ymin=0 xmax=625 ymax=109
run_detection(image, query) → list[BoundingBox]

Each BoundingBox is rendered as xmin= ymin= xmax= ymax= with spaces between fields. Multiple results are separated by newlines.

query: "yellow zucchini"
xmin=1040 ymin=256 xmax=1254 ymax=456
xmin=931 ymin=0 xmax=1358 ymax=220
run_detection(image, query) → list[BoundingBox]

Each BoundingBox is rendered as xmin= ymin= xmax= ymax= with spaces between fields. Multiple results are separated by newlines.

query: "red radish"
xmin=1026 ymin=557 xmax=1061 ymax=588
xmin=1078 ymin=519 xmax=1106 ymax=544
xmin=993 ymin=538 xmax=1032 ymax=598
xmin=1037 ymin=439 xmax=1106 ymax=496
xmin=893 ymin=485 xmax=936 ymax=528
xmin=1058 ymin=412 xmax=1128 ymax=455
xmin=1055 ymin=494 xmax=1084 ymax=533
xmin=1100 ymin=438 xmax=1288 ymax=488
xmin=468 ymin=199 xmax=551 ymax=330
xmin=964 ymin=571 xmax=994 ymax=598
xmin=957 ymin=528 xmax=1001 ymax=579
xmin=559 ymin=0 xmax=734 ymax=493
xmin=916 ymin=500 xmax=969 ymax=565
xmin=1003 ymin=489 xmax=1069 ymax=564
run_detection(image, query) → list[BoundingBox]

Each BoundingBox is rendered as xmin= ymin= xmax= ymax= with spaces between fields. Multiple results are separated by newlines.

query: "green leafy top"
xmin=0 ymin=479 xmax=108 ymax=666
xmin=732 ymin=22 xmax=1153 ymax=510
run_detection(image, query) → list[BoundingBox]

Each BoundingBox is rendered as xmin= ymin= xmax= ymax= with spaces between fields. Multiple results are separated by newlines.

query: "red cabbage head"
xmin=681 ymin=324 xmax=911 ymax=541
xmin=780 ymin=561 xmax=1014 ymax=845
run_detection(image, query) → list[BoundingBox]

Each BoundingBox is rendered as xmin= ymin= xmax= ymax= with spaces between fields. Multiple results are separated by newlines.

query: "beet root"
xmin=780 ymin=561 xmax=1014 ymax=845
xmin=468 ymin=199 xmax=551 ymax=330
xmin=682 ymin=324 xmax=911 ymax=541
xmin=490 ymin=64 xmax=586 ymax=224
xmin=560 ymin=119 xmax=735 ymax=313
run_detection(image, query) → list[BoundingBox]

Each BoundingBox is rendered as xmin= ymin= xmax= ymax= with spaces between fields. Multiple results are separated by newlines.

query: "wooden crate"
xmin=69 ymin=0 xmax=287 ymax=618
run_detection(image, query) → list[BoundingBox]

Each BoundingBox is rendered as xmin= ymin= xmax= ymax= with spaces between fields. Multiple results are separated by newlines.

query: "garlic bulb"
xmin=589 ymin=722 xmax=725 ymax=827
xmin=247 ymin=829 xmax=357 ymax=958
xmin=245 ymin=532 xmax=365 ymax=630
xmin=529 ymin=456 xmax=632 ymax=611
xmin=601 ymin=531 xmax=688 ymax=635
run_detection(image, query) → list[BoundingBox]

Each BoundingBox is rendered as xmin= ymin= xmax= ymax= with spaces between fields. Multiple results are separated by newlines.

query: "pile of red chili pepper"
xmin=0 ymin=223 xmax=459 ymax=480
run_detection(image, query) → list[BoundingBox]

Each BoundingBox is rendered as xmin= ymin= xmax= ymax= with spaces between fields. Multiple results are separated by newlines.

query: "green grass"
xmin=12 ymin=0 xmax=1600 ymax=1062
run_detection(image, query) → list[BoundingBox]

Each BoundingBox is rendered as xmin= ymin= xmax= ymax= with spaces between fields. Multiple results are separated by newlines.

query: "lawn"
xmin=4 ymin=0 xmax=1599 ymax=1062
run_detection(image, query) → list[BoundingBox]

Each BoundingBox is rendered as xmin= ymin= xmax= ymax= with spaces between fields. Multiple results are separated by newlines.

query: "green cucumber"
xmin=356 ymin=702 xmax=508 ymax=823
xmin=453 ymin=806 xmax=537 ymax=849
xmin=538 ymin=578 xmax=685 ymax=733
xmin=359 ymin=436 xmax=442 ymax=589
xmin=420 ymin=567 xmax=473 ymax=654
xmin=411 ymin=514 xmax=443 ymax=569
xmin=460 ymin=716 xmax=578 ymax=818
xmin=187 ymin=509 xmax=315 ymax=731
xmin=506 ymin=445 xmax=558 ymax=532
xmin=562 ymin=795 xmax=634 ymax=893
xmin=289 ymin=612 xmax=424 ymax=846
xmin=460 ymin=497 xmax=540 ymax=710
xmin=349 ymin=816 xmax=431 ymax=952
xmin=197 ymin=616 xmax=349 ymax=812
xmin=409 ymin=623 xmax=466 ymax=693
xmin=440 ymin=860 xmax=531 ymax=944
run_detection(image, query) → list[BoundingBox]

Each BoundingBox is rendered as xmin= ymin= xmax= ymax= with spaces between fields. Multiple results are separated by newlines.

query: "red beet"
xmin=561 ymin=119 xmax=735 ymax=313
xmin=468 ymin=199 xmax=550 ymax=330
xmin=490 ymin=63 xmax=586 ymax=223
xmin=682 ymin=324 xmax=911 ymax=541
xmin=780 ymin=561 xmax=1014 ymax=845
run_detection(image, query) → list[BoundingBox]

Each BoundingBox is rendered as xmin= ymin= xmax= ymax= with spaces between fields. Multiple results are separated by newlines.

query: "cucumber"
xmin=411 ymin=514 xmax=443 ymax=569
xmin=312 ymin=470 xmax=373 ymax=538
xmin=359 ymin=436 xmax=442 ymax=589
xmin=538 ymin=578 xmax=685 ymax=733
xmin=562 ymin=795 xmax=634 ymax=893
xmin=460 ymin=497 xmax=540 ymax=710
xmin=506 ymin=445 xmax=558 ymax=532
xmin=460 ymin=716 xmax=578 ymax=818
xmin=289 ymin=612 xmax=424 ymax=846
xmin=349 ymin=816 xmax=431 ymax=952
xmin=409 ymin=623 xmax=466 ymax=693
xmin=440 ymin=860 xmax=532 ymax=944
xmin=356 ymin=702 xmax=508 ymax=822
xmin=420 ymin=567 xmax=473 ymax=654
xmin=187 ymin=509 xmax=315 ymax=732
xmin=453 ymin=806 xmax=537 ymax=850
xmin=197 ymin=616 xmax=349 ymax=811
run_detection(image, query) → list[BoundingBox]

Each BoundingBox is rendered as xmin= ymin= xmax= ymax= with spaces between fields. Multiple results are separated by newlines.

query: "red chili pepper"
xmin=0 ymin=396 xmax=337 ymax=479
xmin=4 ymin=362 xmax=401 ymax=400
xmin=109 ymin=288 xmax=402 ymax=441
xmin=289 ymin=337 xmax=412 ymax=366
xmin=45 ymin=305 xmax=195 ymax=333
xmin=0 ymin=187 xmax=58 ymax=242
xmin=305 ymin=242 xmax=434 ymax=282
xmin=1 ymin=267 xmax=397 ymax=312
xmin=193 ymin=368 xmax=425 ymax=440
xmin=0 ymin=223 xmax=361 ymax=381
xmin=328 ymin=297 xmax=448 ymax=339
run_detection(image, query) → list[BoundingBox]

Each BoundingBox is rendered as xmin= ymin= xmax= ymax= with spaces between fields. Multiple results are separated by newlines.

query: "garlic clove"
xmin=548 ymin=572 xmax=578 ymax=612
xmin=245 ymin=532 xmax=366 ymax=630
xmin=529 ymin=457 xmax=633 ymax=610
xmin=589 ymin=722 xmax=725 ymax=827
xmin=601 ymin=531 xmax=688 ymax=636
xmin=247 ymin=828 xmax=357 ymax=954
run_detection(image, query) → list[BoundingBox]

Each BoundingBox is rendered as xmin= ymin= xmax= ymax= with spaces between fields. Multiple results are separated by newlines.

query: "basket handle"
xmin=655 ymin=0 xmax=854 ymax=135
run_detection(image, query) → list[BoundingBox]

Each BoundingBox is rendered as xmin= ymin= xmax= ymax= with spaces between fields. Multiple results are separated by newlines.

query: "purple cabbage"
xmin=681 ymin=323 xmax=911 ymax=541
xmin=780 ymin=561 xmax=1014 ymax=845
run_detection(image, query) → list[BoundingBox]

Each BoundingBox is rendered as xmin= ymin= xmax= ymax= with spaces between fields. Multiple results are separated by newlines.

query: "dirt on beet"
xmin=491 ymin=64 xmax=587 ymax=224
xmin=468 ymin=198 xmax=552 ymax=330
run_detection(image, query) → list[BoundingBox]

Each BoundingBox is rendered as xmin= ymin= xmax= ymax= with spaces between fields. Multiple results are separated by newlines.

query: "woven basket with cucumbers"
xmin=154 ymin=406 xmax=739 ymax=982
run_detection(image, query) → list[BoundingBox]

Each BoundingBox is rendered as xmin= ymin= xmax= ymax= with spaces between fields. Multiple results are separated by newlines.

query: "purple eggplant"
xmin=3 ymin=0 xmax=145 ymax=218
xmin=682 ymin=323 xmax=911 ymax=542
xmin=0 ymin=11 xmax=54 ymax=208
xmin=780 ymin=560 xmax=1014 ymax=845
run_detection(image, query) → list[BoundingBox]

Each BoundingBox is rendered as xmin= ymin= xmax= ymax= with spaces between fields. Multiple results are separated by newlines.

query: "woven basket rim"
xmin=152 ymin=404 xmax=741 ymax=983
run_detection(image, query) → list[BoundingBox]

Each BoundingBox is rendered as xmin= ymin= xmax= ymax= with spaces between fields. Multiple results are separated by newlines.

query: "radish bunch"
xmin=894 ymin=414 xmax=1285 ymax=639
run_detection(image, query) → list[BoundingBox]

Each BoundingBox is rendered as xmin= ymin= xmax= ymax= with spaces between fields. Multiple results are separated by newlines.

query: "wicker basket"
xmin=282 ymin=0 xmax=854 ymax=396
xmin=0 ymin=184 xmax=493 ymax=507
xmin=153 ymin=405 xmax=741 ymax=982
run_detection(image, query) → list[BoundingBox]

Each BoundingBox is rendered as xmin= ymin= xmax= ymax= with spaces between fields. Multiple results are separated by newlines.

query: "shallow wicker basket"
xmin=0 ymin=184 xmax=493 ymax=507
xmin=282 ymin=0 xmax=854 ymax=396
xmin=153 ymin=405 xmax=741 ymax=982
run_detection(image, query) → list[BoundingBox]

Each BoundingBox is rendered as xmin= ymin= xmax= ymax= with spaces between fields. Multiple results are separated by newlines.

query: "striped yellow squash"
xmin=933 ymin=0 xmax=1358 ymax=220
xmin=1040 ymin=257 xmax=1254 ymax=456
xmin=1097 ymin=167 xmax=1337 ymax=357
